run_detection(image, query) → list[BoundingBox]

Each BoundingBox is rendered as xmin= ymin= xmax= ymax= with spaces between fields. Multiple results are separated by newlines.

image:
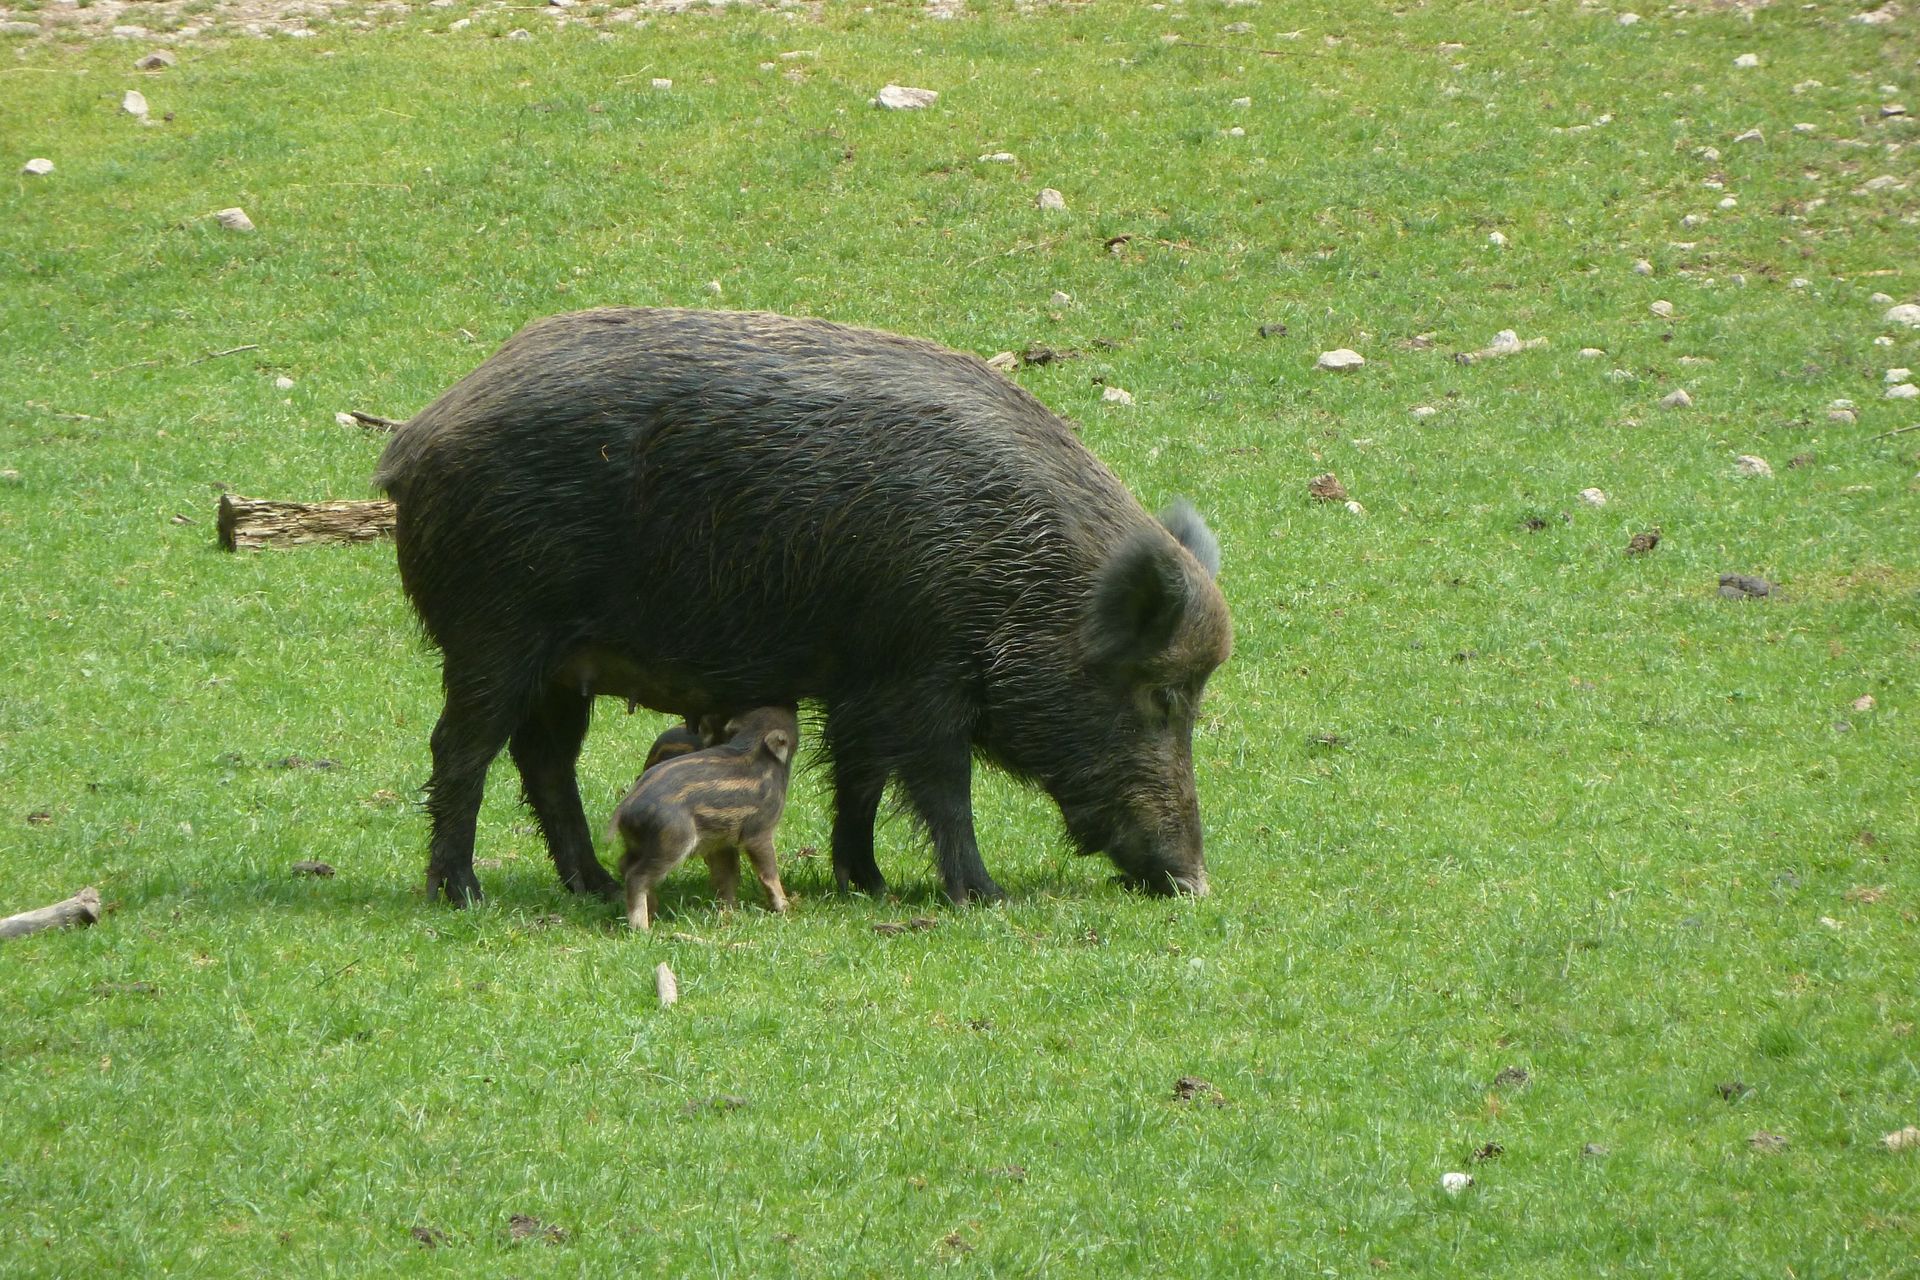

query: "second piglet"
xmin=614 ymin=706 xmax=798 ymax=930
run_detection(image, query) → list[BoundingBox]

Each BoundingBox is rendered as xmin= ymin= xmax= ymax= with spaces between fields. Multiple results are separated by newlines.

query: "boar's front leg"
xmin=824 ymin=714 xmax=889 ymax=897
xmin=508 ymin=684 xmax=620 ymax=900
xmin=899 ymin=741 xmax=1005 ymax=906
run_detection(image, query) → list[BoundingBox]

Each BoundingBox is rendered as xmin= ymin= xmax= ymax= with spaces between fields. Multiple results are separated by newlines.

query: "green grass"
xmin=4 ymin=1 xmax=1919 ymax=1273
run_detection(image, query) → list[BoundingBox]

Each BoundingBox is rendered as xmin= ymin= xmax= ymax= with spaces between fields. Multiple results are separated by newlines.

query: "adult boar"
xmin=373 ymin=308 xmax=1231 ymax=906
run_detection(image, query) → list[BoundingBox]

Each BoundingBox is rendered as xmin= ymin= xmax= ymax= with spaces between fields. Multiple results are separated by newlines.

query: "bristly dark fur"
xmin=375 ymin=307 xmax=1232 ymax=906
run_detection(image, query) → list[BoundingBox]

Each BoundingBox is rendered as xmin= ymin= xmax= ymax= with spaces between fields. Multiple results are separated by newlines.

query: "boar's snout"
xmin=1107 ymin=819 xmax=1209 ymax=898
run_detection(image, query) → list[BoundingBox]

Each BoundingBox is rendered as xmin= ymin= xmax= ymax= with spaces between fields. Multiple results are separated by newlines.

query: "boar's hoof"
xmin=428 ymin=863 xmax=485 ymax=906
xmin=947 ymin=877 xmax=1008 ymax=906
xmin=833 ymin=867 xmax=890 ymax=898
xmin=565 ymin=863 xmax=622 ymax=901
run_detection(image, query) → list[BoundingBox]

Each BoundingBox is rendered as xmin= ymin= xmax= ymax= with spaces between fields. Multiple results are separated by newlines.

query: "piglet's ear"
xmin=762 ymin=729 xmax=794 ymax=765
xmin=1085 ymin=532 xmax=1190 ymax=671
xmin=1158 ymin=498 xmax=1220 ymax=579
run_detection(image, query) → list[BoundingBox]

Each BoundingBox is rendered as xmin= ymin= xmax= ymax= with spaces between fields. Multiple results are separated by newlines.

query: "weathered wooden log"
xmin=217 ymin=495 xmax=396 ymax=551
xmin=0 ymin=887 xmax=102 ymax=941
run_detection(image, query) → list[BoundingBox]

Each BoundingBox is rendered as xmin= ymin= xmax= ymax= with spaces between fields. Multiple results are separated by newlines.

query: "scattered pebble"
xmin=1862 ymin=175 xmax=1903 ymax=192
xmin=1793 ymin=122 xmax=1817 ymax=134
xmin=506 ymin=28 xmax=531 ymax=40
xmin=1225 ymin=126 xmax=1246 ymax=138
xmin=651 ymin=78 xmax=672 ymax=90
xmin=1887 ymin=304 xmax=1920 ymax=327
xmin=1734 ymin=128 xmax=1764 ymax=144
xmin=1852 ymin=694 xmax=1875 ymax=712
xmin=1734 ymin=454 xmax=1773 ymax=479
xmin=1579 ymin=487 xmax=1608 ymax=506
xmin=1718 ymin=196 xmax=1739 ymax=210
xmin=1488 ymin=230 xmax=1508 ymax=247
xmin=703 ymin=280 xmax=723 ymax=296
xmin=1579 ymin=347 xmax=1606 ymax=358
xmin=1633 ymin=259 xmax=1653 ymax=276
xmin=1581 ymin=1143 xmax=1611 ymax=1159
xmin=1617 ymin=12 xmax=1640 ymax=25
xmin=977 ymin=151 xmax=1016 ymax=164
xmin=1719 ymin=573 xmax=1774 ymax=599
xmin=1852 ymin=7 xmax=1898 ymax=23
xmin=274 ymin=376 xmax=295 ymax=391
xmin=1035 ymin=187 xmax=1067 ymax=211
xmin=1884 ymin=1126 xmax=1920 ymax=1153
xmin=1308 ymin=472 xmax=1349 ymax=503
xmin=1733 ymin=53 xmax=1759 ymax=68
xmin=1650 ymin=300 xmax=1674 ymax=318
xmin=1870 ymin=292 xmax=1894 ymax=305
xmin=1231 ymin=96 xmax=1252 ymax=108
xmin=874 ymin=84 xmax=938 ymax=110
xmin=1316 ymin=348 xmax=1365 ymax=371
xmin=135 ymin=50 xmax=177 ymax=71
xmin=122 ymin=90 xmax=149 ymax=119
xmin=1888 ymin=368 xmax=1913 ymax=383
xmin=215 ymin=207 xmax=255 ymax=232
xmin=335 ymin=412 xmax=357 ymax=427
xmin=1699 ymin=146 xmax=1721 ymax=162
xmin=1101 ymin=385 xmax=1133 ymax=405
xmin=1344 ymin=500 xmax=1367 ymax=516
xmin=1659 ymin=388 xmax=1692 ymax=409
xmin=1441 ymin=1172 xmax=1474 ymax=1195
xmin=1049 ymin=290 xmax=1072 ymax=306
xmin=1410 ymin=405 xmax=1439 ymax=419
xmin=1881 ymin=104 xmax=1908 ymax=119
xmin=21 ymin=158 xmax=54 ymax=177
xmin=1889 ymin=384 xmax=1919 ymax=400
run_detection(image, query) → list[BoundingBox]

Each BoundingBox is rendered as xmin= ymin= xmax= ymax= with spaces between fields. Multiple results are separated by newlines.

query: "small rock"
xmin=977 ymin=151 xmax=1015 ymax=163
xmin=1101 ymin=386 xmax=1133 ymax=405
xmin=1863 ymin=175 xmax=1903 ymax=192
xmin=651 ymin=78 xmax=672 ymax=90
xmin=1316 ymin=348 xmax=1365 ymax=371
xmin=1733 ymin=53 xmax=1759 ymax=68
xmin=1488 ymin=230 xmax=1508 ymax=247
xmin=1607 ymin=368 xmax=1634 ymax=382
xmin=1579 ymin=347 xmax=1606 ymax=358
xmin=0 ymin=469 xmax=21 ymax=485
xmin=1734 ymin=454 xmax=1773 ymax=479
xmin=1883 ymin=1126 xmax=1920 ymax=1153
xmin=290 ymin=860 xmax=335 ymax=877
xmin=136 ymin=50 xmax=178 ymax=71
xmin=1626 ymin=529 xmax=1661 ymax=556
xmin=215 ymin=207 xmax=255 ymax=232
xmin=506 ymin=28 xmax=532 ymax=40
xmin=21 ymin=158 xmax=54 ymax=177
xmin=1343 ymin=500 xmax=1367 ymax=516
xmin=1829 ymin=409 xmax=1857 ymax=424
xmin=1441 ymin=1172 xmax=1474 ymax=1195
xmin=1308 ymin=472 xmax=1349 ymax=503
xmin=1719 ymin=196 xmax=1739 ymax=210
xmin=985 ymin=351 xmax=1018 ymax=373
xmin=1049 ymin=290 xmax=1071 ymax=306
xmin=1617 ymin=12 xmax=1641 ymax=25
xmin=273 ymin=375 xmax=295 ymax=391
xmin=1851 ymin=7 xmax=1898 ymax=23
xmin=1852 ymin=694 xmax=1875 ymax=712
xmin=1748 ymin=1131 xmax=1789 ymax=1153
xmin=1410 ymin=405 xmax=1438 ymax=419
xmin=1632 ymin=259 xmax=1653 ymax=276
xmin=1719 ymin=573 xmax=1774 ymax=599
xmin=335 ymin=412 xmax=357 ymax=427
xmin=1793 ymin=122 xmax=1817 ymax=134
xmin=1887 ymin=368 xmax=1913 ymax=383
xmin=1887 ymin=384 xmax=1919 ymax=400
xmin=1579 ymin=487 xmax=1608 ymax=506
xmin=1225 ymin=126 xmax=1246 ymax=138
xmin=1734 ymin=128 xmax=1764 ymax=144
xmin=1650 ymin=300 xmax=1675 ymax=318
xmin=1881 ymin=104 xmax=1909 ymax=119
xmin=874 ymin=84 xmax=938 ymax=110
xmin=122 ymin=90 xmax=150 ymax=119
xmin=1581 ymin=1143 xmax=1611 ymax=1159
xmin=1035 ymin=187 xmax=1066 ymax=211
xmin=1231 ymin=96 xmax=1252 ymax=108
xmin=1699 ymin=146 xmax=1721 ymax=162
xmin=1870 ymin=292 xmax=1894 ymax=305
xmin=1887 ymin=303 xmax=1920 ymax=327
xmin=1659 ymin=388 xmax=1692 ymax=409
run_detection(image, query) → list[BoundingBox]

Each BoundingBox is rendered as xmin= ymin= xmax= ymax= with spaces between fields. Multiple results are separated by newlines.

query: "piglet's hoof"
xmin=427 ymin=864 xmax=485 ymax=906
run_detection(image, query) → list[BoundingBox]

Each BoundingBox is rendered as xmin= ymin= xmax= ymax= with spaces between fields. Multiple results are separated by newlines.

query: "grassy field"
xmin=4 ymin=0 xmax=1918 ymax=1273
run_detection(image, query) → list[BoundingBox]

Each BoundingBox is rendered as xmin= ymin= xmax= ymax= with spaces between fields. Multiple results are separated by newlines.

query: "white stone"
xmin=21 ymin=158 xmax=54 ymax=176
xmin=1035 ymin=187 xmax=1067 ymax=211
xmin=1888 ymin=383 xmax=1920 ymax=400
xmin=136 ymin=50 xmax=178 ymax=71
xmin=274 ymin=376 xmax=295 ymax=391
xmin=1102 ymin=386 xmax=1133 ymax=405
xmin=215 ymin=207 xmax=255 ymax=232
xmin=122 ymin=90 xmax=149 ymax=118
xmin=1699 ymin=146 xmax=1721 ymax=162
xmin=1344 ymin=500 xmax=1366 ymax=516
xmin=506 ymin=28 xmax=531 ymax=39
xmin=1719 ymin=196 xmax=1738 ymax=210
xmin=1852 ymin=6 xmax=1897 ymax=22
xmin=335 ymin=412 xmax=357 ymax=427
xmin=1488 ymin=231 xmax=1508 ymax=247
xmin=1316 ymin=348 xmax=1365 ymax=371
xmin=1885 ymin=303 xmax=1920 ymax=326
xmin=978 ymin=151 xmax=1015 ymax=163
xmin=1579 ymin=347 xmax=1606 ymax=358
xmin=1617 ymin=12 xmax=1640 ymax=25
xmin=1660 ymin=388 xmax=1693 ymax=409
xmin=1863 ymin=175 xmax=1902 ymax=191
xmin=1793 ymin=122 xmax=1817 ymax=134
xmin=1633 ymin=259 xmax=1652 ymax=276
xmin=1790 ymin=277 xmax=1811 ymax=290
xmin=1231 ymin=96 xmax=1252 ymax=108
xmin=1049 ymin=290 xmax=1072 ymax=306
xmin=1650 ymin=300 xmax=1674 ymax=318
xmin=703 ymin=280 xmax=723 ymax=296
xmin=1888 ymin=368 xmax=1913 ymax=383
xmin=1734 ymin=128 xmax=1764 ymax=143
xmin=1225 ymin=126 xmax=1245 ymax=137
xmin=652 ymin=78 xmax=672 ymax=90
xmin=1734 ymin=454 xmax=1773 ymax=478
xmin=1881 ymin=104 xmax=1907 ymax=118
xmin=1442 ymin=1172 xmax=1475 ymax=1195
xmin=1410 ymin=405 xmax=1439 ymax=419
xmin=1733 ymin=53 xmax=1759 ymax=68
xmin=1831 ymin=399 xmax=1857 ymax=410
xmin=1579 ymin=487 xmax=1608 ymax=506
xmin=1793 ymin=80 xmax=1823 ymax=94
xmin=1681 ymin=214 xmax=1706 ymax=228
xmin=450 ymin=18 xmax=471 ymax=30
xmin=874 ymin=84 xmax=938 ymax=110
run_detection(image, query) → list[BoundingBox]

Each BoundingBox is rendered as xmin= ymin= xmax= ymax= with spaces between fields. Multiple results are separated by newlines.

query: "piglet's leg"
xmin=744 ymin=831 xmax=789 ymax=915
xmin=703 ymin=847 xmax=742 ymax=911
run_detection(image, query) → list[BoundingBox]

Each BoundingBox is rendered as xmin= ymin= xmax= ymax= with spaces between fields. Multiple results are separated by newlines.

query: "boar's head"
xmin=1022 ymin=501 xmax=1231 ymax=896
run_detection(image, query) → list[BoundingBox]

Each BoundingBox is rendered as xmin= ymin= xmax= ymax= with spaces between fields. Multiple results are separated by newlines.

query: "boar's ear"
xmin=1086 ymin=533 xmax=1191 ymax=671
xmin=761 ymin=728 xmax=795 ymax=765
xmin=1158 ymin=499 xmax=1220 ymax=579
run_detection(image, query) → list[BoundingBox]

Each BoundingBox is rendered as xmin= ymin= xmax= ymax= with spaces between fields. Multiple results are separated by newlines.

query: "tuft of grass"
xmin=3 ymin=2 xmax=1918 ymax=1274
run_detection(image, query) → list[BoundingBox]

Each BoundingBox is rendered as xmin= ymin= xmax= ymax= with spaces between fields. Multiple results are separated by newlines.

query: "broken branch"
xmin=0 ymin=887 xmax=102 ymax=941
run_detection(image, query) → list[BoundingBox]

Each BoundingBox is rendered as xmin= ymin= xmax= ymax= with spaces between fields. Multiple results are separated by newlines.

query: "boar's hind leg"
xmin=508 ymin=685 xmax=620 ymax=899
xmin=424 ymin=681 xmax=520 ymax=906
xmin=899 ymin=743 xmax=1006 ymax=906
xmin=823 ymin=718 xmax=888 ymax=897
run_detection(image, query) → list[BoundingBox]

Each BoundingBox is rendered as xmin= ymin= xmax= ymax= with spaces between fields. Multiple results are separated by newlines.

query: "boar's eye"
xmin=1146 ymin=686 xmax=1181 ymax=725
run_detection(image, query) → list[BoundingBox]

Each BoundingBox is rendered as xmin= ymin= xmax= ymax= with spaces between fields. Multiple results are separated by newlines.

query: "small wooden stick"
xmin=655 ymin=962 xmax=679 ymax=1007
xmin=347 ymin=410 xmax=407 ymax=431
xmin=0 ymin=887 xmax=102 ymax=941
xmin=1870 ymin=423 xmax=1920 ymax=440
xmin=217 ymin=495 xmax=397 ymax=551
xmin=191 ymin=344 xmax=259 ymax=364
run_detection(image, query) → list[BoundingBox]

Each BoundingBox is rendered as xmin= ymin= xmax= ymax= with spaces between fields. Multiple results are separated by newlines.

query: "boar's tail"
xmin=370 ymin=420 xmax=432 ymax=501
